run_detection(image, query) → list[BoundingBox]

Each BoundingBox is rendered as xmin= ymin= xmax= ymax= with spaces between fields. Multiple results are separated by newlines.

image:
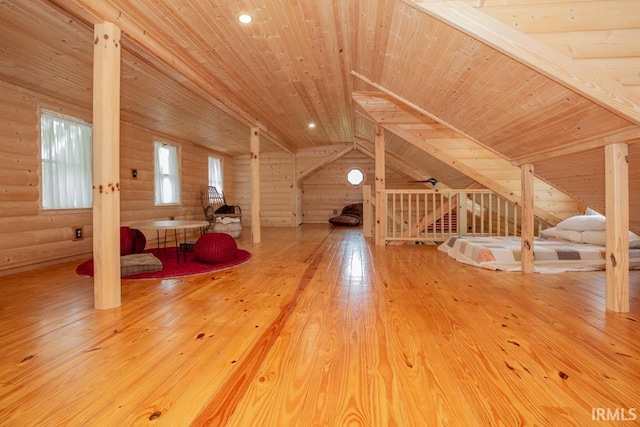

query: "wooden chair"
xmin=200 ymin=186 xmax=242 ymax=231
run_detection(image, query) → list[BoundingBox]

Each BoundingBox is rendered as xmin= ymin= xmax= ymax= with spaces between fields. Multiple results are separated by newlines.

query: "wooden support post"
xmin=374 ymin=125 xmax=386 ymax=246
xmin=250 ymin=127 xmax=261 ymax=243
xmin=520 ymin=163 xmax=535 ymax=274
xmin=93 ymin=22 xmax=121 ymax=309
xmin=363 ymin=185 xmax=372 ymax=238
xmin=605 ymin=143 xmax=629 ymax=312
xmin=291 ymin=155 xmax=303 ymax=226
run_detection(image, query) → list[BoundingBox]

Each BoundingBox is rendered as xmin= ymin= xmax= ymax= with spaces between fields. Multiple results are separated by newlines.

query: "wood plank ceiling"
xmin=1 ymin=0 xmax=640 ymax=228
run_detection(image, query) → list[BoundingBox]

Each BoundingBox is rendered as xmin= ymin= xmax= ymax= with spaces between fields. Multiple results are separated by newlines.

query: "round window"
xmin=347 ymin=168 xmax=364 ymax=186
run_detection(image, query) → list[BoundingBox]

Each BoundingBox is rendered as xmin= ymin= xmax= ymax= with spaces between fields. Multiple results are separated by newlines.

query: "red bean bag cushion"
xmin=120 ymin=226 xmax=134 ymax=256
xmin=120 ymin=227 xmax=147 ymax=255
xmin=131 ymin=228 xmax=146 ymax=253
xmin=194 ymin=233 xmax=238 ymax=264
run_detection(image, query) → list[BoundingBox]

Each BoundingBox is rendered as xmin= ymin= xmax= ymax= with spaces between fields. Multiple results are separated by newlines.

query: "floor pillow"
xmin=120 ymin=253 xmax=163 ymax=277
xmin=329 ymin=214 xmax=361 ymax=226
xmin=329 ymin=203 xmax=363 ymax=226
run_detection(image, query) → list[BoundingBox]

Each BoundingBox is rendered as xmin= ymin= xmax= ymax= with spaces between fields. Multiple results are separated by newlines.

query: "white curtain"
xmin=208 ymin=156 xmax=223 ymax=192
xmin=154 ymin=142 xmax=180 ymax=204
xmin=41 ymin=111 xmax=92 ymax=209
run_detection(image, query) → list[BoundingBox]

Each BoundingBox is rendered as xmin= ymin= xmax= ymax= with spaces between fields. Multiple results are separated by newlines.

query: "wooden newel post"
xmin=93 ymin=22 xmax=122 ymax=309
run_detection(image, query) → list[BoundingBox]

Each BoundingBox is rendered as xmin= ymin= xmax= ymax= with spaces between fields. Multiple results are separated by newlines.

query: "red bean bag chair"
xmin=194 ymin=232 xmax=238 ymax=264
xmin=120 ymin=226 xmax=147 ymax=255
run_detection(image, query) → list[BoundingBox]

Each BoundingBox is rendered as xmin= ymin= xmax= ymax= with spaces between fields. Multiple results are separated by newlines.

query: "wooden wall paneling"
xmin=232 ymin=150 xmax=295 ymax=229
xmin=535 ymin=148 xmax=606 ymax=216
xmin=119 ymin=125 xmax=155 ymax=225
xmin=0 ymin=82 xmax=96 ymax=275
xmin=299 ymin=147 xmax=425 ymax=225
xmin=295 ymin=144 xmax=353 ymax=178
xmin=0 ymin=81 xmax=234 ymax=276
xmin=1 ymin=239 xmax=93 ymax=273
xmin=232 ymin=154 xmax=252 ymax=226
xmin=301 ymin=151 xmax=374 ymax=224
xmin=260 ymin=151 xmax=295 ymax=226
xmin=297 ymin=143 xmax=354 ymax=182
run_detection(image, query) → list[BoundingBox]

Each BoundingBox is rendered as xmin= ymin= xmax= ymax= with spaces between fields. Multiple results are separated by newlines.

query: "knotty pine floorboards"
xmin=0 ymin=224 xmax=638 ymax=426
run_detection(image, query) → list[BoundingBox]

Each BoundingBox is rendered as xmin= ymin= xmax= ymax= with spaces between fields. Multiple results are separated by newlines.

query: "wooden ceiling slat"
xmin=533 ymin=29 xmax=640 ymax=60
xmin=478 ymin=1 xmax=640 ymax=34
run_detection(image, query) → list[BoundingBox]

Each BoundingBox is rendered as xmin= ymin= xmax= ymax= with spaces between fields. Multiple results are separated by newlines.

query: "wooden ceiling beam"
xmin=354 ymin=136 xmax=440 ymax=184
xmin=513 ymin=126 xmax=640 ymax=165
xmin=405 ymin=0 xmax=640 ymax=126
xmin=296 ymin=143 xmax=354 ymax=183
xmin=352 ymin=92 xmax=426 ymax=124
xmin=353 ymin=72 xmax=640 ymax=164
xmin=351 ymin=72 xmax=507 ymax=159
xmin=385 ymin=123 xmax=565 ymax=225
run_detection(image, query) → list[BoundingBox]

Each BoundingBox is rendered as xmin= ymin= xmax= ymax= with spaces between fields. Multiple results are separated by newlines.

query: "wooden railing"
xmin=372 ymin=189 xmax=546 ymax=244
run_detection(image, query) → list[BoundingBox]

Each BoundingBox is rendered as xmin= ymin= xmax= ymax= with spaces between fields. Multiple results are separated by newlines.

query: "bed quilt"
xmin=438 ymin=235 xmax=640 ymax=273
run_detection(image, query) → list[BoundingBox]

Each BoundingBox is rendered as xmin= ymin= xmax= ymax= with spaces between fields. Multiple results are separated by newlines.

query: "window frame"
xmin=208 ymin=155 xmax=224 ymax=193
xmin=154 ymin=140 xmax=182 ymax=206
xmin=347 ymin=167 xmax=365 ymax=187
xmin=40 ymin=109 xmax=93 ymax=210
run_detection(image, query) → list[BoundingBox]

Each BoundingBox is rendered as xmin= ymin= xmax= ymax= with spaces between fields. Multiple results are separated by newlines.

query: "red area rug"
xmin=76 ymin=247 xmax=251 ymax=279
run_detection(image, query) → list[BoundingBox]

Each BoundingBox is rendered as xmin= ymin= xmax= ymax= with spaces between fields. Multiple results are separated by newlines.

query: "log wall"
xmin=300 ymin=149 xmax=424 ymax=223
xmin=0 ymin=81 xmax=233 ymax=276
xmin=233 ymin=151 xmax=296 ymax=227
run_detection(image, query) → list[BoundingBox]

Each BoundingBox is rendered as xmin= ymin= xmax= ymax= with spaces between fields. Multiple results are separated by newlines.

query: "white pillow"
xmin=556 ymin=229 xmax=585 ymax=243
xmin=581 ymin=230 xmax=640 ymax=248
xmin=557 ymin=215 xmax=606 ymax=231
xmin=540 ymin=227 xmax=558 ymax=238
xmin=581 ymin=230 xmax=606 ymax=246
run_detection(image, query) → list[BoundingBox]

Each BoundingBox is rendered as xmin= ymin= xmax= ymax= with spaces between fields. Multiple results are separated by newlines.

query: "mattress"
xmin=438 ymin=235 xmax=640 ymax=273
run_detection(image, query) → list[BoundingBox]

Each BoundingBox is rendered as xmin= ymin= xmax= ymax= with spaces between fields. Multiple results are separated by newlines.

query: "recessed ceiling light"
xmin=308 ymin=122 xmax=316 ymax=129
xmin=238 ymin=14 xmax=253 ymax=24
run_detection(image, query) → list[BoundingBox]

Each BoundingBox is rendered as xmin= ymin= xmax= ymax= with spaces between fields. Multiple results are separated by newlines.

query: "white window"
xmin=208 ymin=156 xmax=223 ymax=192
xmin=40 ymin=111 xmax=93 ymax=209
xmin=347 ymin=168 xmax=364 ymax=186
xmin=154 ymin=141 xmax=181 ymax=204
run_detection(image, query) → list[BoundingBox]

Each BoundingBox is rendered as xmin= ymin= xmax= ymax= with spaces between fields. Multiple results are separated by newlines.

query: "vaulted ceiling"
xmin=1 ymin=0 xmax=640 ymax=228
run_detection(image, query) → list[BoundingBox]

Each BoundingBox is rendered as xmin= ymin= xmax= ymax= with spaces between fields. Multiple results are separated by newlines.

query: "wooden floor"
xmin=0 ymin=224 xmax=638 ymax=426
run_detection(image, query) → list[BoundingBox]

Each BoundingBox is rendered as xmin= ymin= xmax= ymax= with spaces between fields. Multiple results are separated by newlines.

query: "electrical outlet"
xmin=73 ymin=226 xmax=84 ymax=241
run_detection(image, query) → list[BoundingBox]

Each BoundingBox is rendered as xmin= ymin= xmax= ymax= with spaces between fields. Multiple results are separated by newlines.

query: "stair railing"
xmin=380 ymin=189 xmax=545 ymax=244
